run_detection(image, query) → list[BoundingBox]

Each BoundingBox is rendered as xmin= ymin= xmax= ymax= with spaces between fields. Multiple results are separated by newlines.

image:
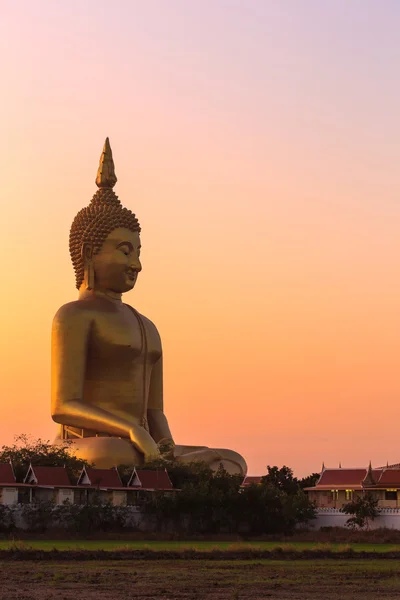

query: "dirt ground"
xmin=2 ymin=559 xmax=400 ymax=600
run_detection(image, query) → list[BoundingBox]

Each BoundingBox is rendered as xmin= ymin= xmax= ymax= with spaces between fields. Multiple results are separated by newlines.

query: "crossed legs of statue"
xmin=56 ymin=436 xmax=247 ymax=477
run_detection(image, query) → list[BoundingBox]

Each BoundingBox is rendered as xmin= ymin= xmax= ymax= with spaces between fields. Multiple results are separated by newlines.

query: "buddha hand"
xmin=157 ymin=438 xmax=175 ymax=459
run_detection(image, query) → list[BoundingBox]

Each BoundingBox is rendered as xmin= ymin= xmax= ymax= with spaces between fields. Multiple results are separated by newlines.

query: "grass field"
xmin=3 ymin=539 xmax=400 ymax=553
xmin=1 ymin=558 xmax=400 ymax=599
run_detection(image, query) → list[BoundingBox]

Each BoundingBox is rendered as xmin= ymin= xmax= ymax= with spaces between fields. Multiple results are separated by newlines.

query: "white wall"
xmin=112 ymin=491 xmax=127 ymax=506
xmin=0 ymin=487 xmax=18 ymax=505
xmin=56 ymin=489 xmax=74 ymax=505
xmin=311 ymin=508 xmax=400 ymax=530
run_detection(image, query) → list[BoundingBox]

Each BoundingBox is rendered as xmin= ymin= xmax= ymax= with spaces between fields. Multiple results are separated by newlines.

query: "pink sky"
xmin=1 ymin=1 xmax=400 ymax=476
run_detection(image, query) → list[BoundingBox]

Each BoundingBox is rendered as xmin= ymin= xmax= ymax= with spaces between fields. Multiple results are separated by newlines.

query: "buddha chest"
xmin=85 ymin=303 xmax=161 ymax=381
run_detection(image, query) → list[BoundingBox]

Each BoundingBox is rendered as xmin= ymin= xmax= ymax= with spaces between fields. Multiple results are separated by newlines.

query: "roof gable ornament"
xmin=127 ymin=467 xmax=142 ymax=487
xmin=363 ymin=461 xmax=376 ymax=487
xmin=23 ymin=463 xmax=37 ymax=485
xmin=77 ymin=466 xmax=91 ymax=486
xmin=9 ymin=459 xmax=16 ymax=482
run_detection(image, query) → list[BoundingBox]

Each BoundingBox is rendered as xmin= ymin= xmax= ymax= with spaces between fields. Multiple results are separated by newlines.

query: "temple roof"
xmin=376 ymin=469 xmax=400 ymax=486
xmin=0 ymin=463 xmax=15 ymax=485
xmin=242 ymin=476 xmax=263 ymax=487
xmin=128 ymin=469 xmax=173 ymax=490
xmin=24 ymin=465 xmax=71 ymax=487
xmin=78 ymin=467 xmax=123 ymax=488
xmin=317 ymin=468 xmax=370 ymax=487
xmin=303 ymin=466 xmax=400 ymax=490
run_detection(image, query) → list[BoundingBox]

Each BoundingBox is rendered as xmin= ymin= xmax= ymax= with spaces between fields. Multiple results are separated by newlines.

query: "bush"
xmin=143 ymin=463 xmax=316 ymax=535
xmin=54 ymin=501 xmax=131 ymax=534
xmin=0 ymin=505 xmax=15 ymax=533
xmin=342 ymin=493 xmax=379 ymax=530
xmin=20 ymin=502 xmax=54 ymax=533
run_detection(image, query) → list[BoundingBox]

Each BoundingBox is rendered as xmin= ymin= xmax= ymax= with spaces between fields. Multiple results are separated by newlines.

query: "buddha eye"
xmin=119 ymin=245 xmax=130 ymax=256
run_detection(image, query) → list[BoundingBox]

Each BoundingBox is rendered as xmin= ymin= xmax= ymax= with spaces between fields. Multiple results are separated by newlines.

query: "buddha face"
xmin=90 ymin=227 xmax=142 ymax=293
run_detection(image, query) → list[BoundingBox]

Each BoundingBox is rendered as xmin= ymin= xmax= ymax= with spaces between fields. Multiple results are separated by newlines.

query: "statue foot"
xmin=173 ymin=445 xmax=247 ymax=477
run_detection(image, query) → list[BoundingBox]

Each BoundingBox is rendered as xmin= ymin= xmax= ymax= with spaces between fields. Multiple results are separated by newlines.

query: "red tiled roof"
xmin=81 ymin=467 xmax=122 ymax=488
xmin=242 ymin=476 xmax=262 ymax=486
xmin=377 ymin=469 xmax=400 ymax=486
xmin=313 ymin=468 xmax=384 ymax=489
xmin=132 ymin=470 xmax=173 ymax=490
xmin=30 ymin=466 xmax=71 ymax=487
xmin=0 ymin=463 xmax=15 ymax=484
xmin=317 ymin=469 xmax=368 ymax=487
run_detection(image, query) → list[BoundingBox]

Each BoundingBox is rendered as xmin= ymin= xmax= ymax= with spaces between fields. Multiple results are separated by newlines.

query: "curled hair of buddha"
xmin=69 ymin=138 xmax=141 ymax=289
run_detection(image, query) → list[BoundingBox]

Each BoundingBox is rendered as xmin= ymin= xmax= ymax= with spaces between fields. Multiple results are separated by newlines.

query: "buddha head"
xmin=69 ymin=139 xmax=142 ymax=294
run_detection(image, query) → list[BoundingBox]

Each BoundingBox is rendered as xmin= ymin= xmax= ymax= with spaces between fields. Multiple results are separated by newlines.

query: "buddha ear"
xmin=82 ymin=242 xmax=93 ymax=264
xmin=82 ymin=243 xmax=95 ymax=290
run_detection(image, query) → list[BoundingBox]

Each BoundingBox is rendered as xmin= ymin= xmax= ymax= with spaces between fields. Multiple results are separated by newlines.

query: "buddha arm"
xmin=147 ymin=356 xmax=174 ymax=444
xmin=51 ymin=304 xmax=159 ymax=459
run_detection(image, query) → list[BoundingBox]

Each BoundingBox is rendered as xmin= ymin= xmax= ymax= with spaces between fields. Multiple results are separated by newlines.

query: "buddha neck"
xmin=79 ymin=287 xmax=122 ymax=304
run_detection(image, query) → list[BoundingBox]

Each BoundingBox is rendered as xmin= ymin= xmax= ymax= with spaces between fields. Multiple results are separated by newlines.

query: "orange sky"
xmin=1 ymin=2 xmax=400 ymax=476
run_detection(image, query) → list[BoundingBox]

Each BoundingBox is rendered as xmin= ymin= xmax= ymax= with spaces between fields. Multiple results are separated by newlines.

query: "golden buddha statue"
xmin=51 ymin=139 xmax=247 ymax=476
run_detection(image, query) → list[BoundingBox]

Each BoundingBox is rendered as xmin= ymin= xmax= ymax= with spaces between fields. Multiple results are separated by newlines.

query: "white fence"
xmin=311 ymin=508 xmax=400 ymax=530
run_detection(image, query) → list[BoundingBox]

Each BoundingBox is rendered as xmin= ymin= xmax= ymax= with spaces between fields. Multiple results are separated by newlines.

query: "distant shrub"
xmin=0 ymin=505 xmax=15 ymax=533
xmin=342 ymin=493 xmax=379 ymax=530
xmin=20 ymin=502 xmax=53 ymax=533
xmin=54 ymin=502 xmax=128 ymax=534
xmin=5 ymin=502 xmax=138 ymax=534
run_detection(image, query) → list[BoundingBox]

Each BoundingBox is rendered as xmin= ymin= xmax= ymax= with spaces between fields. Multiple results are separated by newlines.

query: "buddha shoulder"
xmin=52 ymin=300 xmax=100 ymax=331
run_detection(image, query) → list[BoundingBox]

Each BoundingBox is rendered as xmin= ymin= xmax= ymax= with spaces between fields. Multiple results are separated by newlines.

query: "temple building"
xmin=0 ymin=463 xmax=18 ymax=505
xmin=305 ymin=464 xmax=400 ymax=509
xmin=23 ymin=465 xmax=74 ymax=504
xmin=76 ymin=465 xmax=125 ymax=505
xmin=0 ymin=463 xmax=177 ymax=507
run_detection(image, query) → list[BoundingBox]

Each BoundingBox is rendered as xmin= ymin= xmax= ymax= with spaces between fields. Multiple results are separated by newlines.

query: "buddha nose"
xmin=130 ymin=255 xmax=142 ymax=272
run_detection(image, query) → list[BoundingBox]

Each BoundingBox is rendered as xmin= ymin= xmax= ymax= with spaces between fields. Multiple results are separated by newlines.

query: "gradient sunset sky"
xmin=1 ymin=1 xmax=400 ymax=476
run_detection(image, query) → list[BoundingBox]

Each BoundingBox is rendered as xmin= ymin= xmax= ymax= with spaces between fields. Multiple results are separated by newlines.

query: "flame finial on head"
xmin=95 ymin=137 xmax=117 ymax=189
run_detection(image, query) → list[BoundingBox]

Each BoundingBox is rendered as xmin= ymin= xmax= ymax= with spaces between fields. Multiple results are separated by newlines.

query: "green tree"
xmin=143 ymin=461 xmax=243 ymax=534
xmin=239 ymin=482 xmax=286 ymax=534
xmin=0 ymin=434 xmax=91 ymax=482
xmin=282 ymin=489 xmax=316 ymax=530
xmin=342 ymin=492 xmax=379 ymax=530
xmin=143 ymin=460 xmax=316 ymax=535
xmin=262 ymin=465 xmax=299 ymax=495
xmin=299 ymin=473 xmax=320 ymax=490
xmin=141 ymin=457 xmax=214 ymax=489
